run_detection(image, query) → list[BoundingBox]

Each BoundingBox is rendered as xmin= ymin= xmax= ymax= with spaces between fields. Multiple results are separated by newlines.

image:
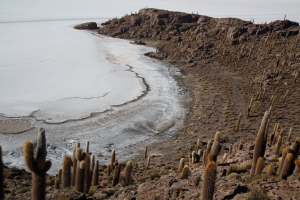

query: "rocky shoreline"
xmin=2 ymin=8 xmax=300 ymax=199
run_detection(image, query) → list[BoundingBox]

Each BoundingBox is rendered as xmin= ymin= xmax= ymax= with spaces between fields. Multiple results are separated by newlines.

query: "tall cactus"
xmin=71 ymin=142 xmax=80 ymax=187
xmin=124 ymin=161 xmax=133 ymax=186
xmin=83 ymin=153 xmax=91 ymax=193
xmin=250 ymin=111 xmax=270 ymax=175
xmin=280 ymin=153 xmax=294 ymax=179
xmin=75 ymin=148 xmax=85 ymax=192
xmin=23 ymin=128 xmax=52 ymax=200
xmin=0 ymin=146 xmax=4 ymax=200
xmin=92 ymin=160 xmax=99 ymax=186
xmin=201 ymin=162 xmax=217 ymax=200
xmin=113 ymin=160 xmax=120 ymax=186
xmin=62 ymin=155 xmax=72 ymax=189
xmin=111 ymin=149 xmax=115 ymax=170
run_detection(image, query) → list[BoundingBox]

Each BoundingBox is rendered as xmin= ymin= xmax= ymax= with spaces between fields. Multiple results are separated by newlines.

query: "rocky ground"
xmin=2 ymin=8 xmax=300 ymax=200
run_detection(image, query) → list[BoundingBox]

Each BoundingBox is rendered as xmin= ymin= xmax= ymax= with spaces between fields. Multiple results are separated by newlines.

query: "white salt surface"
xmin=0 ymin=0 xmax=299 ymax=174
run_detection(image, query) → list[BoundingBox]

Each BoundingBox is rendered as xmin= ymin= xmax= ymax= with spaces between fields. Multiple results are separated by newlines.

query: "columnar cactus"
xmin=92 ymin=160 xmax=99 ymax=186
xmin=113 ymin=160 xmax=120 ymax=186
xmin=107 ymin=164 xmax=112 ymax=176
xmin=280 ymin=153 xmax=295 ymax=179
xmin=23 ymin=128 xmax=52 ymax=200
xmin=111 ymin=149 xmax=115 ymax=170
xmin=124 ymin=161 xmax=133 ymax=186
xmin=181 ymin=165 xmax=190 ymax=179
xmin=0 ymin=146 xmax=4 ymax=200
xmin=144 ymin=146 xmax=148 ymax=159
xmin=75 ymin=148 xmax=85 ymax=192
xmin=71 ymin=142 xmax=80 ymax=187
xmin=293 ymin=160 xmax=300 ymax=174
xmin=255 ymin=157 xmax=265 ymax=175
xmin=62 ymin=155 xmax=72 ymax=189
xmin=266 ymin=164 xmax=275 ymax=176
xmin=250 ymin=111 xmax=270 ymax=175
xmin=178 ymin=158 xmax=185 ymax=172
xmin=210 ymin=132 xmax=221 ymax=162
xmin=83 ymin=153 xmax=91 ymax=193
xmin=201 ymin=162 xmax=217 ymax=200
xmin=275 ymin=136 xmax=283 ymax=155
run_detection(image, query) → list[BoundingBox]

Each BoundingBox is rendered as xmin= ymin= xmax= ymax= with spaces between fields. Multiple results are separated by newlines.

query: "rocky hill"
xmin=2 ymin=8 xmax=300 ymax=200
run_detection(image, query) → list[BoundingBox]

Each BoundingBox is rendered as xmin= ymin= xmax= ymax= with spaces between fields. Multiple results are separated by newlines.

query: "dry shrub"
xmin=245 ymin=186 xmax=271 ymax=200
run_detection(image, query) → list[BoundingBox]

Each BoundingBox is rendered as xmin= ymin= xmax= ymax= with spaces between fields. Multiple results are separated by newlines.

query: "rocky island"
xmin=2 ymin=8 xmax=300 ymax=200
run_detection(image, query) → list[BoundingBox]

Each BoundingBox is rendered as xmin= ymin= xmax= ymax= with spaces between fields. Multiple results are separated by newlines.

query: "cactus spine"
xmin=92 ymin=160 xmax=99 ymax=186
xmin=62 ymin=155 xmax=72 ymax=189
xmin=0 ymin=146 xmax=4 ymax=200
xmin=124 ymin=161 xmax=133 ymax=186
xmin=23 ymin=128 xmax=51 ymax=200
xmin=201 ymin=162 xmax=217 ymax=200
xmin=250 ymin=111 xmax=270 ymax=175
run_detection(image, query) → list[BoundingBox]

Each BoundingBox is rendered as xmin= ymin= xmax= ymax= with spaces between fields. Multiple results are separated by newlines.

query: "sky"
xmin=0 ymin=0 xmax=299 ymax=23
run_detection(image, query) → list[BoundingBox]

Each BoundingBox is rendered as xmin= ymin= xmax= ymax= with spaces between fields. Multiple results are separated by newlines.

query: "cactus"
xmin=293 ymin=160 xmax=300 ymax=174
xmin=85 ymin=140 xmax=89 ymax=154
xmin=107 ymin=164 xmax=112 ymax=176
xmin=92 ymin=160 xmax=99 ymax=186
xmin=181 ymin=165 xmax=190 ymax=179
xmin=23 ymin=128 xmax=51 ymax=200
xmin=287 ymin=127 xmax=293 ymax=142
xmin=75 ymin=148 xmax=85 ymax=192
xmin=266 ymin=164 xmax=275 ymax=176
xmin=62 ymin=155 xmax=72 ymax=189
xmin=83 ymin=153 xmax=91 ymax=193
xmin=54 ymin=178 xmax=60 ymax=189
xmin=112 ymin=160 xmax=120 ymax=186
xmin=278 ymin=147 xmax=293 ymax=175
xmin=71 ymin=142 xmax=80 ymax=187
xmin=147 ymin=156 xmax=151 ymax=168
xmin=0 ymin=146 xmax=4 ymax=200
xmin=236 ymin=113 xmax=242 ymax=131
xmin=221 ymin=153 xmax=227 ymax=164
xmin=111 ymin=149 xmax=115 ymax=170
xmin=275 ymin=136 xmax=283 ymax=155
xmin=229 ymin=144 xmax=233 ymax=155
xmin=201 ymin=162 xmax=217 ymax=200
xmin=250 ymin=111 xmax=270 ymax=175
xmin=210 ymin=132 xmax=221 ymax=161
xmin=144 ymin=146 xmax=148 ymax=159
xmin=255 ymin=157 xmax=265 ymax=175
xmin=191 ymin=151 xmax=196 ymax=165
xmin=291 ymin=137 xmax=300 ymax=159
xmin=178 ymin=158 xmax=185 ymax=172
xmin=226 ymin=166 xmax=232 ymax=176
xmin=124 ymin=161 xmax=133 ymax=186
xmin=280 ymin=153 xmax=294 ymax=179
